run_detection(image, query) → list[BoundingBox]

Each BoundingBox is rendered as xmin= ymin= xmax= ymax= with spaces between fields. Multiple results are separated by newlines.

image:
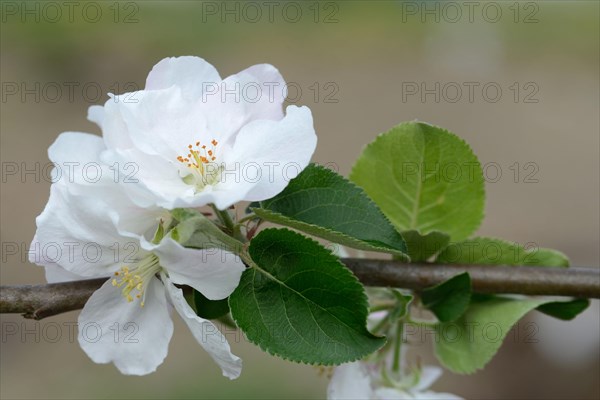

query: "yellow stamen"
xmin=175 ymin=138 xmax=222 ymax=191
xmin=111 ymin=255 xmax=161 ymax=308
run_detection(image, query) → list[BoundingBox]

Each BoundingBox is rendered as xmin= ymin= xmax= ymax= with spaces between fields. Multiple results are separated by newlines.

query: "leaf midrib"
xmin=409 ymin=131 xmax=426 ymax=230
xmin=250 ymin=257 xmax=370 ymax=341
xmin=254 ymin=208 xmax=404 ymax=255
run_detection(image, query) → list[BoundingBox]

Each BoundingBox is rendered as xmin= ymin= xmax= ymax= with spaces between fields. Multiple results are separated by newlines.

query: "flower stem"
xmin=369 ymin=302 xmax=396 ymax=313
xmin=211 ymin=204 xmax=235 ymax=233
xmin=392 ymin=320 xmax=403 ymax=373
xmin=236 ymin=213 xmax=257 ymax=225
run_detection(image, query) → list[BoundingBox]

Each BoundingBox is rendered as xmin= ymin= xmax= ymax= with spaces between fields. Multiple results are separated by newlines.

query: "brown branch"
xmin=0 ymin=278 xmax=107 ymax=320
xmin=345 ymin=260 xmax=600 ymax=298
xmin=1 ymin=261 xmax=599 ymax=320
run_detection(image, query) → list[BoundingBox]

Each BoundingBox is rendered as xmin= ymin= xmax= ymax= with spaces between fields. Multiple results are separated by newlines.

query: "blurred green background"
xmin=1 ymin=1 xmax=598 ymax=399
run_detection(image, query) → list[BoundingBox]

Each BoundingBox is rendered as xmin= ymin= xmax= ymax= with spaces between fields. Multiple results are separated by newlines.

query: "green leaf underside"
xmin=193 ymin=290 xmax=230 ymax=320
xmin=422 ymin=272 xmax=472 ymax=322
xmin=229 ymin=228 xmax=386 ymax=365
xmin=436 ymin=237 xmax=569 ymax=267
xmin=434 ymin=296 xmax=548 ymax=374
xmin=253 ymin=164 xmax=408 ymax=259
xmin=434 ymin=295 xmax=588 ymax=374
xmin=402 ymin=230 xmax=450 ymax=262
xmin=350 ymin=121 xmax=485 ymax=242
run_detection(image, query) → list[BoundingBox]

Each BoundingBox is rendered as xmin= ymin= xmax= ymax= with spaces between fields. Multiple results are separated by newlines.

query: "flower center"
xmin=176 ymin=139 xmax=221 ymax=191
xmin=112 ymin=254 xmax=161 ymax=307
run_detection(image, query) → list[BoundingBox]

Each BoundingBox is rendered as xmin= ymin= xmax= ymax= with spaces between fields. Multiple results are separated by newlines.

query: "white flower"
xmin=328 ymin=361 xmax=463 ymax=400
xmin=85 ymin=55 xmax=317 ymax=210
xmin=30 ymin=137 xmax=245 ymax=377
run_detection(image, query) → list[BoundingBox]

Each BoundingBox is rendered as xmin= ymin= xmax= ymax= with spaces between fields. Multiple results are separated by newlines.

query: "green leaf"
xmin=193 ymin=290 xmax=230 ymax=320
xmin=350 ymin=121 xmax=485 ymax=242
xmin=253 ymin=164 xmax=408 ymax=259
xmin=422 ymin=273 xmax=472 ymax=322
xmin=402 ymin=230 xmax=450 ymax=262
xmin=436 ymin=237 xmax=569 ymax=267
xmin=537 ymin=298 xmax=590 ymax=320
xmin=170 ymin=208 xmax=243 ymax=254
xmin=434 ymin=295 xmax=588 ymax=374
xmin=229 ymin=228 xmax=385 ymax=365
xmin=434 ymin=296 xmax=548 ymax=374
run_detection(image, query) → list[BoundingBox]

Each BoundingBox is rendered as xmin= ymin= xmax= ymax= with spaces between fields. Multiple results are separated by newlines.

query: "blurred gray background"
xmin=1 ymin=1 xmax=598 ymax=399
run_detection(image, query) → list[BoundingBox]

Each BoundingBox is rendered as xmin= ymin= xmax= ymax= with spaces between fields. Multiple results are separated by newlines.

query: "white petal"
xmin=328 ymin=362 xmax=374 ymax=400
xmin=367 ymin=311 xmax=389 ymax=332
xmin=202 ymin=64 xmax=287 ymax=145
xmin=43 ymin=264 xmax=85 ymax=283
xmin=414 ymin=366 xmax=443 ymax=392
xmin=78 ymin=278 xmax=173 ymax=375
xmin=225 ymin=105 xmax=317 ymax=202
xmin=47 ymin=132 xmax=111 ymax=187
xmin=100 ymin=147 xmax=194 ymax=209
xmin=46 ymin=132 xmax=169 ymax=239
xmin=30 ymin=184 xmax=137 ymax=278
xmin=108 ymin=86 xmax=207 ymax=157
xmin=230 ymin=63 xmax=287 ymax=121
xmin=145 ymin=56 xmax=221 ymax=101
xmin=87 ymin=105 xmax=105 ymax=130
xmin=372 ymin=388 xmax=409 ymax=400
xmin=414 ymin=391 xmax=464 ymax=400
xmin=163 ymin=277 xmax=242 ymax=379
xmin=99 ymin=94 xmax=135 ymax=150
xmin=193 ymin=172 xmax=257 ymax=211
xmin=151 ymin=237 xmax=245 ymax=300
xmin=48 ymin=131 xmax=105 ymax=165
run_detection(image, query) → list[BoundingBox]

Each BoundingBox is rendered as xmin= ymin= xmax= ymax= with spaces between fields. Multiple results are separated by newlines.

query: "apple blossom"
xmin=327 ymin=361 xmax=463 ymax=400
xmin=86 ymin=55 xmax=317 ymax=210
xmin=30 ymin=139 xmax=245 ymax=376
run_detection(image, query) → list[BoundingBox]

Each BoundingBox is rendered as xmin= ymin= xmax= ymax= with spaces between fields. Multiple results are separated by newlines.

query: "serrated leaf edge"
xmin=349 ymin=120 xmax=487 ymax=242
xmin=229 ymin=227 xmax=386 ymax=366
xmin=254 ymin=207 xmax=410 ymax=261
xmin=256 ymin=163 xmax=410 ymax=259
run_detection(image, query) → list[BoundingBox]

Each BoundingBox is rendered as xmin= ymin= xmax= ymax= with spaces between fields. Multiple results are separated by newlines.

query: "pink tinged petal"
xmin=152 ymin=237 xmax=245 ymax=300
xmin=145 ymin=56 xmax=221 ymax=101
xmin=77 ymin=278 xmax=173 ymax=376
xmin=87 ymin=105 xmax=105 ymax=130
xmin=328 ymin=362 xmax=374 ymax=400
xmin=163 ymin=278 xmax=242 ymax=379
xmin=225 ymin=105 xmax=317 ymax=202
